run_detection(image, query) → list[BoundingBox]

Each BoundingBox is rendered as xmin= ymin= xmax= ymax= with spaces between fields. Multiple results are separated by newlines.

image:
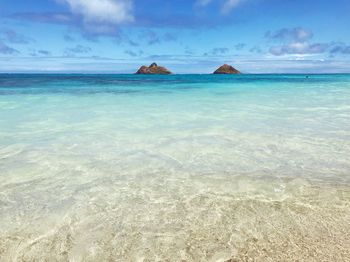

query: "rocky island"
xmin=136 ymin=63 xmax=172 ymax=74
xmin=213 ymin=64 xmax=241 ymax=74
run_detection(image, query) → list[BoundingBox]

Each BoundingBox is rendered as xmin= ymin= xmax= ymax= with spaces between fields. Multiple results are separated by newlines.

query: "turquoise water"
xmin=1 ymin=74 xmax=350 ymax=261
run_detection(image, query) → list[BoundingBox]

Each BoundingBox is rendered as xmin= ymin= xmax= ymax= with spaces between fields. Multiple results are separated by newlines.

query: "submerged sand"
xmin=1 ymin=170 xmax=350 ymax=261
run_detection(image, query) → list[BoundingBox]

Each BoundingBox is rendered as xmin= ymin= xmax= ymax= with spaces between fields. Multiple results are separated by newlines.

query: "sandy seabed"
xmin=1 ymin=163 xmax=350 ymax=261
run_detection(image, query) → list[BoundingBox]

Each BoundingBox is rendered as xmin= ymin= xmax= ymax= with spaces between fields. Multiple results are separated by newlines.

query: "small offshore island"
xmin=213 ymin=64 xmax=241 ymax=74
xmin=136 ymin=63 xmax=172 ymax=74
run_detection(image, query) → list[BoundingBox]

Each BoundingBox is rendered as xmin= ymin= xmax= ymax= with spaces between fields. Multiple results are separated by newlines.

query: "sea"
xmin=0 ymin=74 xmax=350 ymax=261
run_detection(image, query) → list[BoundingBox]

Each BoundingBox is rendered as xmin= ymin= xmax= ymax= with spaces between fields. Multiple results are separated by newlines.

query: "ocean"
xmin=0 ymin=74 xmax=350 ymax=261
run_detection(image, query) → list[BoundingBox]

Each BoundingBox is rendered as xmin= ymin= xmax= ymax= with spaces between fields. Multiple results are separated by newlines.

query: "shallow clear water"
xmin=0 ymin=74 xmax=350 ymax=261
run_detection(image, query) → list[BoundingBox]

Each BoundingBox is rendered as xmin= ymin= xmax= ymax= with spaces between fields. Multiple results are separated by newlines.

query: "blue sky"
xmin=0 ymin=0 xmax=350 ymax=73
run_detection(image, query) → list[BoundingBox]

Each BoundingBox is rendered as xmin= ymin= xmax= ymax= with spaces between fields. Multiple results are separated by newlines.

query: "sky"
xmin=0 ymin=0 xmax=350 ymax=73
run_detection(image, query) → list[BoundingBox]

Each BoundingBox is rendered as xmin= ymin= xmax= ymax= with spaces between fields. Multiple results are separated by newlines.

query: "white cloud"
xmin=269 ymin=42 xmax=329 ymax=56
xmin=267 ymin=27 xmax=329 ymax=56
xmin=196 ymin=0 xmax=246 ymax=12
xmin=61 ymin=0 xmax=134 ymax=25
xmin=266 ymin=27 xmax=313 ymax=43
xmin=222 ymin=0 xmax=245 ymax=13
